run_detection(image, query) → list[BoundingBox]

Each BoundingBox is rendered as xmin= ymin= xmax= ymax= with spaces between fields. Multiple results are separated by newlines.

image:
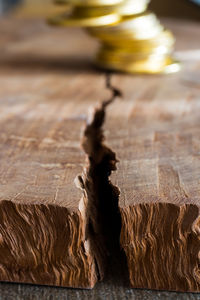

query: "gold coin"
xmin=116 ymin=0 xmax=150 ymax=16
xmin=99 ymin=44 xmax=173 ymax=59
xmin=70 ymin=6 xmax=117 ymax=17
xmin=96 ymin=54 xmax=180 ymax=74
xmin=98 ymin=30 xmax=175 ymax=56
xmin=48 ymin=7 xmax=120 ymax=27
xmin=54 ymin=0 xmax=124 ymax=6
xmin=98 ymin=50 xmax=170 ymax=64
xmin=88 ymin=12 xmax=164 ymax=41
xmin=89 ymin=27 xmax=174 ymax=49
xmin=103 ymin=30 xmax=174 ymax=48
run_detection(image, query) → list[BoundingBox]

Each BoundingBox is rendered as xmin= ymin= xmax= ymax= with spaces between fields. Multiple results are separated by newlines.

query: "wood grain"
xmin=0 ymin=17 xmax=110 ymax=288
xmin=0 ymin=15 xmax=200 ymax=296
xmin=105 ymin=22 xmax=200 ymax=291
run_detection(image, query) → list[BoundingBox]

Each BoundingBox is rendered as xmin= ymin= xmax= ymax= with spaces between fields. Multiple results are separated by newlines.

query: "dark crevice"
xmin=81 ymin=73 xmax=129 ymax=286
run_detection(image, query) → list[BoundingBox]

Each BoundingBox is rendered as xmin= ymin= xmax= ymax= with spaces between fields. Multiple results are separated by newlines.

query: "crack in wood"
xmin=79 ymin=72 xmax=124 ymax=282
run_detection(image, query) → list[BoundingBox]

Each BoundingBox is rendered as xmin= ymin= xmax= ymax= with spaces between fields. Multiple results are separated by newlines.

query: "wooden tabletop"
xmin=0 ymin=16 xmax=200 ymax=299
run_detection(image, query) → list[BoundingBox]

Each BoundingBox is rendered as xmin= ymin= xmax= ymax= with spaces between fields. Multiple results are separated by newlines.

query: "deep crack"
xmin=81 ymin=73 xmax=128 ymax=285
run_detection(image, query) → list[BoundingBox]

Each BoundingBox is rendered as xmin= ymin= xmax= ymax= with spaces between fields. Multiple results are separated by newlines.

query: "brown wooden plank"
xmin=0 ymin=17 xmax=110 ymax=288
xmin=105 ymin=19 xmax=200 ymax=292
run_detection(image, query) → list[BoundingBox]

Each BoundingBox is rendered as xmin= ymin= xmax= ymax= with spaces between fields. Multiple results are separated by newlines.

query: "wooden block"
xmin=0 ymin=18 xmax=112 ymax=288
xmin=1 ymin=16 xmax=200 ymax=292
xmin=106 ymin=62 xmax=200 ymax=292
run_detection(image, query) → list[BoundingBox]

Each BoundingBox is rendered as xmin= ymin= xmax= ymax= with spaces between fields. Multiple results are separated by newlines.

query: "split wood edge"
xmin=79 ymin=75 xmax=200 ymax=292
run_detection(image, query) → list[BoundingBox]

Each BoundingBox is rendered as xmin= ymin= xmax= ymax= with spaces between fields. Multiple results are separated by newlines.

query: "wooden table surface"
xmin=0 ymin=16 xmax=200 ymax=299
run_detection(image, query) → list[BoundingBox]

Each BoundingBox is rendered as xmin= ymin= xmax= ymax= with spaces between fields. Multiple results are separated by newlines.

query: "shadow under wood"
xmin=104 ymin=250 xmax=130 ymax=288
xmin=99 ymin=182 xmax=130 ymax=289
xmin=0 ymin=55 xmax=101 ymax=75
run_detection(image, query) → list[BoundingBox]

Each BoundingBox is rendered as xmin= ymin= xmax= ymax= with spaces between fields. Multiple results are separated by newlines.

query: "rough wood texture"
xmin=105 ymin=25 xmax=200 ymax=292
xmin=1 ymin=15 xmax=200 ymax=297
xmin=0 ymin=18 xmax=111 ymax=288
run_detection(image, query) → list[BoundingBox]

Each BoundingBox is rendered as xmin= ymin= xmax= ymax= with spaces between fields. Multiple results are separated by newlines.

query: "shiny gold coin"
xmin=116 ymin=0 xmax=150 ymax=16
xmin=88 ymin=12 xmax=163 ymax=41
xmin=48 ymin=6 xmax=120 ymax=27
xmin=96 ymin=54 xmax=180 ymax=74
xmin=71 ymin=6 xmax=119 ymax=17
xmin=97 ymin=50 xmax=171 ymax=64
xmin=99 ymin=44 xmax=173 ymax=59
xmin=89 ymin=27 xmax=174 ymax=49
xmin=99 ymin=30 xmax=175 ymax=56
xmin=54 ymin=0 xmax=124 ymax=6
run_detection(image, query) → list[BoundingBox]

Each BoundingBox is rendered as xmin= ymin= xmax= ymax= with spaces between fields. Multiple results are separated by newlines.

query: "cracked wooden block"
xmin=106 ymin=73 xmax=200 ymax=292
xmin=1 ymin=16 xmax=200 ymax=294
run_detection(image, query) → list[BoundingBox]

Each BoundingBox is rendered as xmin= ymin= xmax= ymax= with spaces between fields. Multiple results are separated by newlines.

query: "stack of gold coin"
xmin=49 ymin=0 xmax=123 ymax=27
xmin=49 ymin=0 xmax=180 ymax=74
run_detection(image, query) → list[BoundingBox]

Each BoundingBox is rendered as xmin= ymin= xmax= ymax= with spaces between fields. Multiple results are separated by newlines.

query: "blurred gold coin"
xmin=48 ymin=6 xmax=120 ymax=27
xmin=54 ymin=0 xmax=124 ymax=6
xmin=96 ymin=55 xmax=180 ymax=74
xmin=99 ymin=44 xmax=173 ymax=59
xmin=97 ymin=30 xmax=175 ymax=48
xmin=117 ymin=0 xmax=150 ymax=16
xmin=98 ymin=49 xmax=170 ymax=63
xmin=88 ymin=12 xmax=164 ymax=40
xmin=98 ymin=30 xmax=175 ymax=57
